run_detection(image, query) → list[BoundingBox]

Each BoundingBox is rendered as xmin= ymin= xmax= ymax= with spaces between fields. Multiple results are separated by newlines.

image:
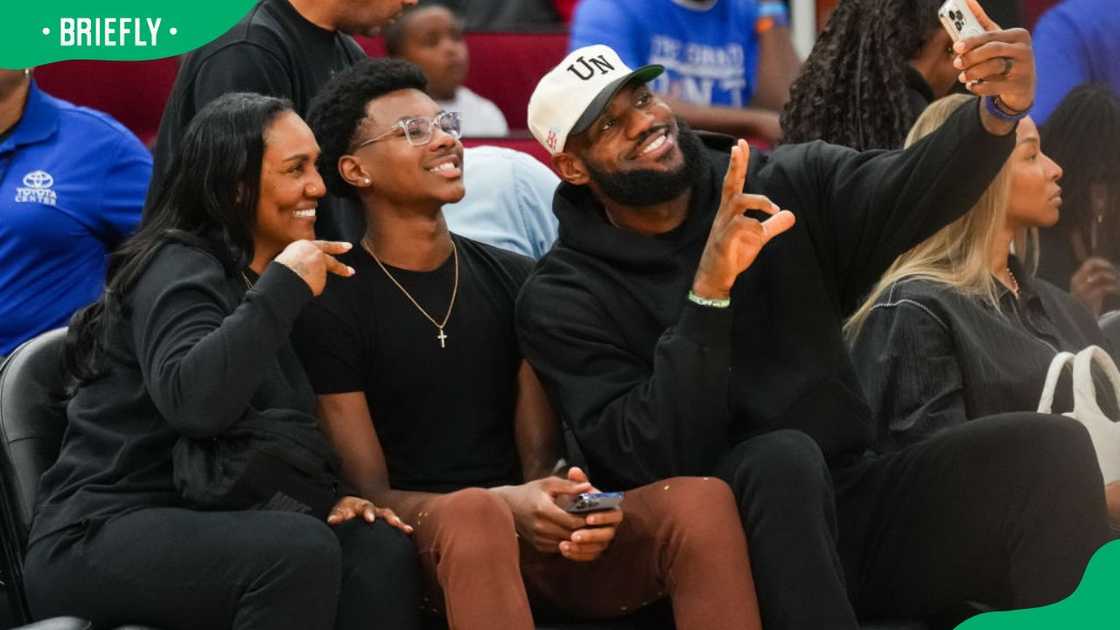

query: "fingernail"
xmin=954 ymin=41 xmax=966 ymax=52
xmin=953 ymin=57 xmax=963 ymax=69
xmin=348 ymin=266 xmax=356 ymax=275
xmin=958 ymin=72 xmax=967 ymax=83
xmin=341 ymin=242 xmax=353 ymax=249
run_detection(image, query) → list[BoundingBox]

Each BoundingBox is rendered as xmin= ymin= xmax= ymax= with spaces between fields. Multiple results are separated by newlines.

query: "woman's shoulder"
xmin=863 ymin=277 xmax=978 ymax=331
xmin=128 ymin=239 xmax=237 ymax=312
xmin=870 ymin=277 xmax=958 ymax=308
xmin=144 ymin=240 xmax=229 ymax=282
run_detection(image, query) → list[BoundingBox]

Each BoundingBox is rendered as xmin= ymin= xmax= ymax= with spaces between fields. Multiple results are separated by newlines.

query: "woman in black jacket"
xmin=846 ymin=94 xmax=1119 ymax=525
xmin=23 ymin=93 xmax=421 ymax=630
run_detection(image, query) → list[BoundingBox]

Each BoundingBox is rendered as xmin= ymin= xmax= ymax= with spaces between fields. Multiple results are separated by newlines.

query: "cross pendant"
xmin=436 ymin=328 xmax=448 ymax=348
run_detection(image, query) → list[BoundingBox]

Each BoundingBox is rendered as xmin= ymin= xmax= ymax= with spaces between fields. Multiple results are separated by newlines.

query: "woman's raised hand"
xmin=275 ymin=240 xmax=356 ymax=296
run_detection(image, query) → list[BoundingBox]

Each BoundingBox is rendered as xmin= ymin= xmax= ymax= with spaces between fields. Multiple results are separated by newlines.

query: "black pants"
xmin=24 ymin=507 xmax=422 ymax=630
xmin=717 ymin=414 xmax=1112 ymax=630
xmin=716 ymin=429 xmax=857 ymax=630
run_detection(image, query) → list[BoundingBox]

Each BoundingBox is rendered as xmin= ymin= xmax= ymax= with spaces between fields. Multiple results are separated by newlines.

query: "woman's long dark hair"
xmin=780 ymin=0 xmax=942 ymax=150
xmin=64 ymin=92 xmax=294 ymax=383
xmin=1039 ymin=84 xmax=1120 ymax=257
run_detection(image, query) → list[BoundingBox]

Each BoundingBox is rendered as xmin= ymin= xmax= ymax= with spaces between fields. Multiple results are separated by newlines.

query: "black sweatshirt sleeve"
xmin=517 ymin=281 xmax=733 ymax=490
xmin=774 ymin=97 xmax=1016 ymax=313
xmin=130 ymin=245 xmax=312 ymax=439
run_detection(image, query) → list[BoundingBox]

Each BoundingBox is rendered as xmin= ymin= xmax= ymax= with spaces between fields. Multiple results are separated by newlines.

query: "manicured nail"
xmin=953 ymin=57 xmax=963 ymax=69
xmin=954 ymin=41 xmax=966 ymax=52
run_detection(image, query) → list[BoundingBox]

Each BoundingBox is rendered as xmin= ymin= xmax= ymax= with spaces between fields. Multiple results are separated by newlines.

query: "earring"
xmin=363 ymin=178 xmax=371 ymax=185
xmin=23 ymin=68 xmax=31 ymax=77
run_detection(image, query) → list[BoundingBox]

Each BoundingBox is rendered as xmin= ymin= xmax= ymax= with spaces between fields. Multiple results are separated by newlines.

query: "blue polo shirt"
xmin=0 ymin=82 xmax=150 ymax=355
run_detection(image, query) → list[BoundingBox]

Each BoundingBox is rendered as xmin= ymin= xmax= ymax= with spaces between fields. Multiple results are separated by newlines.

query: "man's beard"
xmin=584 ymin=119 xmax=706 ymax=208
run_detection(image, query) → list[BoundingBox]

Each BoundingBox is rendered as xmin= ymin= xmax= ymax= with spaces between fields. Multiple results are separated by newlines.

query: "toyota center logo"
xmin=22 ymin=170 xmax=54 ymax=189
xmin=15 ymin=170 xmax=58 ymax=207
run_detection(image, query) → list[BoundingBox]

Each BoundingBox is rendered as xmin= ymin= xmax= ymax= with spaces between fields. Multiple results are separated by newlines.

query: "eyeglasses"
xmin=353 ymin=111 xmax=462 ymax=149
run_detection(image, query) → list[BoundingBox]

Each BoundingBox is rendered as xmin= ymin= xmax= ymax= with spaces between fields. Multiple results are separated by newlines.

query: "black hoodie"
xmin=516 ymin=99 xmax=1016 ymax=490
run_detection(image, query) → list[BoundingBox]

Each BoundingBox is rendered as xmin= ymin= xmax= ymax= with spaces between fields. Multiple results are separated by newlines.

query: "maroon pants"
xmin=402 ymin=477 xmax=761 ymax=630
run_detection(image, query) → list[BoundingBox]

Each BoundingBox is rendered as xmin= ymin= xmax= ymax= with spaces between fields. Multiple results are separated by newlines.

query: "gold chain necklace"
xmin=361 ymin=237 xmax=459 ymax=349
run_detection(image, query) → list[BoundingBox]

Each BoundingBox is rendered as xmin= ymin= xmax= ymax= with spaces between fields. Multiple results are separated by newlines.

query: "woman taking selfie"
xmin=23 ymin=93 xmax=420 ymax=630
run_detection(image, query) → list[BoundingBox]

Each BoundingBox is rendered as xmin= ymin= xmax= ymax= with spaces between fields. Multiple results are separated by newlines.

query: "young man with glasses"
xmin=294 ymin=58 xmax=764 ymax=630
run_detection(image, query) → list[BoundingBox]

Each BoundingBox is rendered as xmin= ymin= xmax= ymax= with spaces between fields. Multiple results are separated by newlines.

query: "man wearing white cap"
xmin=517 ymin=12 xmax=1112 ymax=630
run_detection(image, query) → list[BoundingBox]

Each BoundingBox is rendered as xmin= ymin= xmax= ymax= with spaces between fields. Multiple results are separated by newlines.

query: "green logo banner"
xmin=957 ymin=540 xmax=1120 ymax=629
xmin=0 ymin=1 xmax=258 ymax=69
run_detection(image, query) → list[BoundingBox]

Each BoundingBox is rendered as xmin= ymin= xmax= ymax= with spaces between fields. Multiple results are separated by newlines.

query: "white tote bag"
xmin=1038 ymin=346 xmax=1120 ymax=484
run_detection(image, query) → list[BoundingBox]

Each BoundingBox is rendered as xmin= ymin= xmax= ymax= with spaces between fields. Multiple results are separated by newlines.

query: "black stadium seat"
xmin=0 ymin=328 xmax=70 ymax=625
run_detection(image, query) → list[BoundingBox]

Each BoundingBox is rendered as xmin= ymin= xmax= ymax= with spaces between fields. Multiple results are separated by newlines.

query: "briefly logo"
xmin=15 ymin=170 xmax=57 ymax=206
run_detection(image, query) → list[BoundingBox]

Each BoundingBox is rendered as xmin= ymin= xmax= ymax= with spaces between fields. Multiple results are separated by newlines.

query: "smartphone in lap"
xmin=564 ymin=491 xmax=624 ymax=514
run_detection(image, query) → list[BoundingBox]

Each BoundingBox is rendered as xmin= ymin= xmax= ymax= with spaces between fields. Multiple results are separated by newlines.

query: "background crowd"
xmin=1 ymin=0 xmax=1119 ymax=629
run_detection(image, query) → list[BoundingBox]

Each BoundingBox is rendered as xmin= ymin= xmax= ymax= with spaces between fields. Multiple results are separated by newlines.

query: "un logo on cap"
xmin=22 ymin=170 xmax=54 ymax=190
xmin=566 ymin=54 xmax=616 ymax=81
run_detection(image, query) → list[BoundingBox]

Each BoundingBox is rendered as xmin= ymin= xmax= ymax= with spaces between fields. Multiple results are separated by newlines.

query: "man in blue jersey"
xmin=569 ymin=0 xmax=800 ymax=143
xmin=0 ymin=68 xmax=150 ymax=356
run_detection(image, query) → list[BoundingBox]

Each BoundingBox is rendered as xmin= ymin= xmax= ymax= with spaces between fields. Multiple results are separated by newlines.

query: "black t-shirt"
xmin=293 ymin=235 xmax=534 ymax=493
xmin=430 ymin=0 xmax=563 ymax=30
xmin=147 ymin=0 xmax=365 ymax=234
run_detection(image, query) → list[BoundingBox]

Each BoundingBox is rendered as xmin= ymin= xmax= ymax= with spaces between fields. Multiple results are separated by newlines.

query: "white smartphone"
xmin=938 ymin=0 xmax=985 ymax=42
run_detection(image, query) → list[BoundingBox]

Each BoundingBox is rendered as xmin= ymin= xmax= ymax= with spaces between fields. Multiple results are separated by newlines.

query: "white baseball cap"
xmin=528 ymin=44 xmax=663 ymax=155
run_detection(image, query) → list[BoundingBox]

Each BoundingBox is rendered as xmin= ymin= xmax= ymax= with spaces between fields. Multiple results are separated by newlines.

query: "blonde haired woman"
xmin=847 ymin=94 xmax=1120 ymax=523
